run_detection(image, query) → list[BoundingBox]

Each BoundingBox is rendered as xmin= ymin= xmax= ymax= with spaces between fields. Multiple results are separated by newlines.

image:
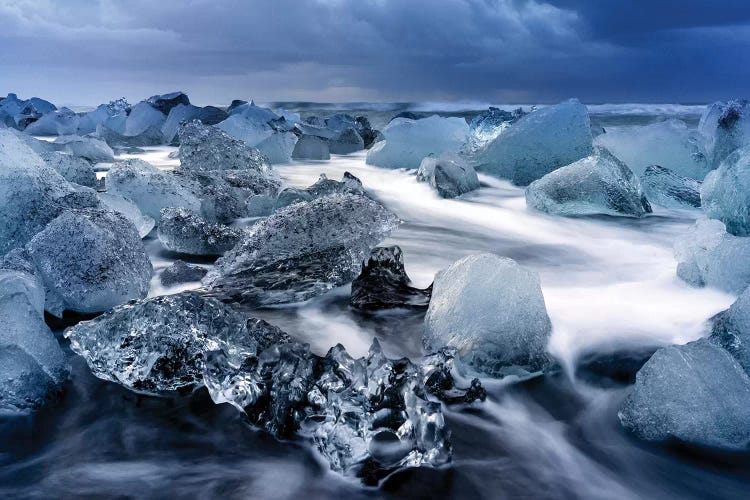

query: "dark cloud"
xmin=0 ymin=0 xmax=747 ymax=105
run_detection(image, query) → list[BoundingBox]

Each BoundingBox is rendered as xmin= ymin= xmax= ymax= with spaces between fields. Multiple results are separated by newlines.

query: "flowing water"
xmin=2 ymin=106 xmax=750 ymax=499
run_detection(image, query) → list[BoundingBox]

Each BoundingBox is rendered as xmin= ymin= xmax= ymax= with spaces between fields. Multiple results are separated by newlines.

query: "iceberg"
xmin=177 ymin=120 xmax=271 ymax=173
xmin=641 ymin=165 xmax=701 ymax=209
xmin=28 ymin=209 xmax=153 ymax=316
xmin=423 ymin=254 xmax=552 ymax=377
xmin=366 ymin=115 xmax=470 ymax=169
xmin=64 ymin=292 xmax=284 ymax=395
xmin=595 ymin=119 xmax=710 ymax=179
xmin=355 ymin=116 xmax=380 ymax=149
xmin=350 ymin=246 xmax=431 ymax=311
xmin=204 ymin=338 xmax=484 ymax=482
xmin=619 ymin=339 xmax=750 ymax=451
xmin=203 ymin=193 xmax=400 ymax=306
xmin=246 ymin=194 xmax=276 ymax=217
xmin=40 ymin=152 xmax=97 ymax=188
xmin=470 ymin=99 xmax=593 ymax=185
xmin=105 ymin=159 xmax=202 ymax=219
xmin=699 ymin=100 xmax=750 ymax=168
xmin=701 ymin=146 xmax=750 ymax=236
xmin=416 ymin=153 xmax=480 ymax=198
xmin=0 ymin=270 xmax=69 ymax=412
xmin=160 ymin=260 xmax=208 ymax=286
xmin=292 ymin=135 xmax=330 ymax=160
xmin=525 ymin=147 xmax=652 ymax=217
xmin=157 ymin=207 xmax=243 ymax=256
xmin=674 ymin=218 xmax=750 ymax=293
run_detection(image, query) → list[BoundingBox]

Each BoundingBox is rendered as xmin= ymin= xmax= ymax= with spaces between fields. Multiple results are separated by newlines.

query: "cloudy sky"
xmin=1 ymin=0 xmax=748 ymax=106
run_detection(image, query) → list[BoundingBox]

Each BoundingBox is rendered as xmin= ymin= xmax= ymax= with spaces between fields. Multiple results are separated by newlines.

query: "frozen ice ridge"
xmin=203 ymin=193 xmax=400 ymax=306
xmin=525 ymin=147 xmax=651 ymax=217
xmin=424 ymin=254 xmax=552 ymax=378
xmin=204 ymin=338 xmax=485 ymax=483
xmin=65 ymin=292 xmax=288 ymax=395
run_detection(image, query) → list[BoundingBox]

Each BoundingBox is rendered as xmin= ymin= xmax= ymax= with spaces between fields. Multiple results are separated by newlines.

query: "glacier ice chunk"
xmin=105 ymin=159 xmax=202 ymax=219
xmin=40 ymin=151 xmax=97 ymax=188
xmin=292 ymin=135 xmax=330 ymax=160
xmin=204 ymin=338 xmax=483 ymax=482
xmin=366 ymin=115 xmax=469 ymax=169
xmin=525 ymin=147 xmax=651 ymax=217
xmin=124 ymin=101 xmax=166 ymax=137
xmin=416 ymin=153 xmax=480 ymax=198
xmin=158 ymin=207 xmax=243 ymax=256
xmin=699 ymin=100 xmax=750 ymax=168
xmin=423 ymin=253 xmax=552 ymax=377
xmin=0 ymin=129 xmax=73 ymax=253
xmin=97 ymin=192 xmax=155 ymax=238
xmin=470 ymin=99 xmax=593 ymax=185
xmin=28 ymin=209 xmax=153 ymax=316
xmin=146 ymin=91 xmax=190 ymax=115
xmin=0 ymin=270 xmax=69 ymax=411
xmin=674 ymin=218 xmax=750 ymax=293
xmin=54 ymin=135 xmax=114 ymax=163
xmin=177 ymin=120 xmax=271 ymax=173
xmin=641 ymin=165 xmax=701 ymax=209
xmin=595 ymin=119 xmax=710 ymax=179
xmin=65 ymin=292 xmax=283 ymax=395
xmin=618 ymin=339 xmax=750 ymax=451
xmin=329 ymin=127 xmax=364 ymax=154
xmin=701 ymin=146 xmax=750 ymax=236
xmin=203 ymin=193 xmax=400 ymax=306
xmin=255 ymin=131 xmax=298 ymax=164
xmin=160 ymin=260 xmax=208 ymax=286
xmin=24 ymin=107 xmax=80 ymax=136
xmin=709 ymin=287 xmax=750 ymax=375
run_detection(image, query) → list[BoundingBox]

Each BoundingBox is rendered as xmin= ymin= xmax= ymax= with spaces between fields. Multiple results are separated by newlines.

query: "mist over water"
xmin=4 ymin=106 xmax=750 ymax=499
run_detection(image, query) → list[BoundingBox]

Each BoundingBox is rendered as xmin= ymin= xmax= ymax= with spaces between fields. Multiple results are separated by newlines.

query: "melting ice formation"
xmin=641 ymin=165 xmax=701 ymax=209
xmin=158 ymin=207 xmax=243 ymax=256
xmin=65 ymin=291 xmax=484 ymax=481
xmin=160 ymin=260 xmax=208 ymax=286
xmin=204 ymin=338 xmax=485 ymax=482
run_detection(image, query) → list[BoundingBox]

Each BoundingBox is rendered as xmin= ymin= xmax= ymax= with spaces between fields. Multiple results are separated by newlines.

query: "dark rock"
xmin=147 ymin=91 xmax=191 ymax=115
xmin=351 ymin=246 xmax=432 ymax=311
xmin=160 ymin=260 xmax=208 ymax=286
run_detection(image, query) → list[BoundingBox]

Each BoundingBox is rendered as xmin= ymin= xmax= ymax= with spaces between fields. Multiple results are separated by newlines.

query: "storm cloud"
xmin=0 ymin=0 xmax=748 ymax=105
